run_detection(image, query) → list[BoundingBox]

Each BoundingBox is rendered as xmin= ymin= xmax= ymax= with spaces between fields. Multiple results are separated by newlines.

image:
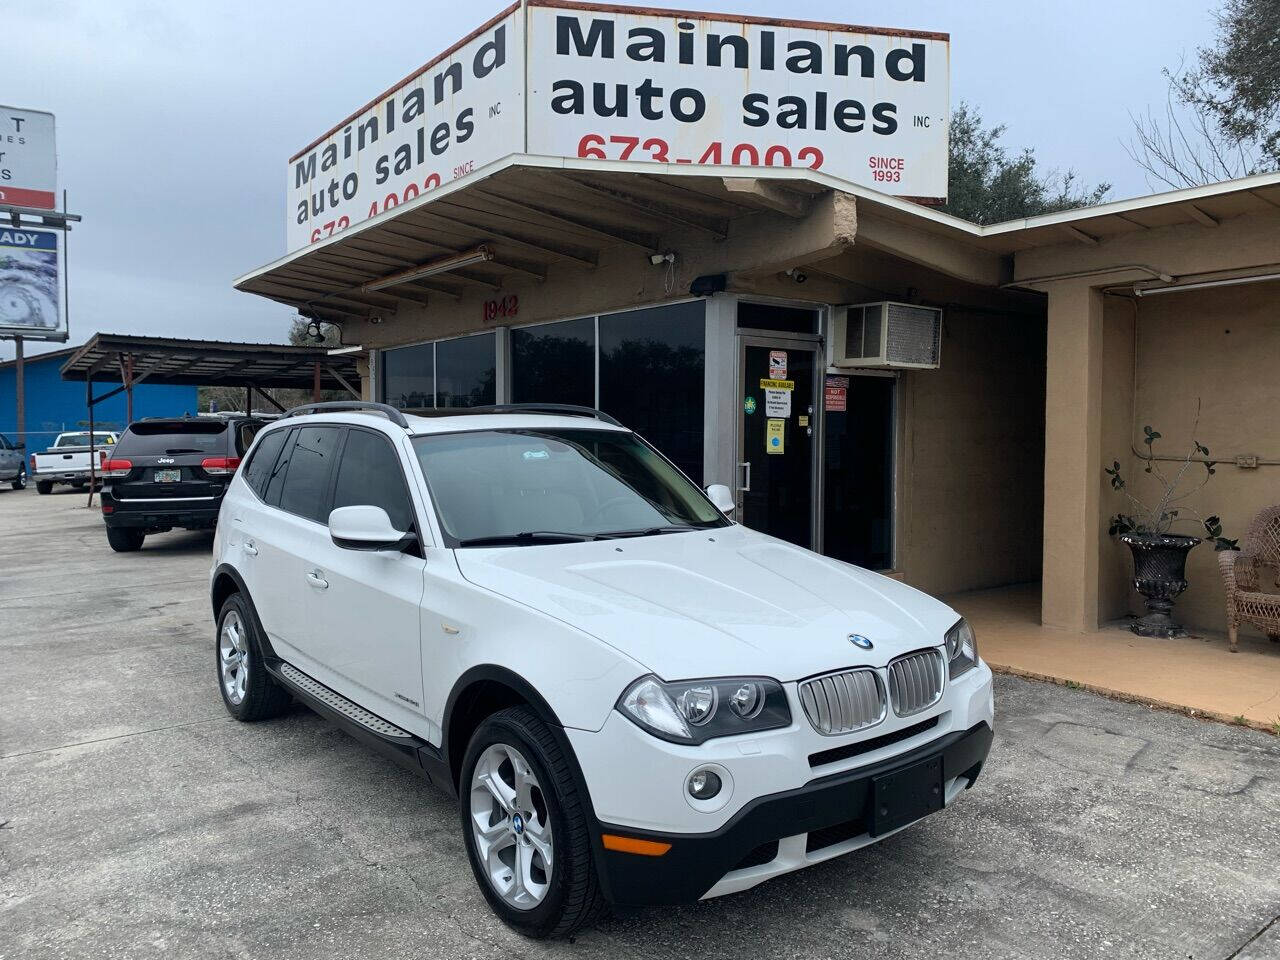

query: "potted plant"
xmin=1106 ymin=415 xmax=1237 ymax=638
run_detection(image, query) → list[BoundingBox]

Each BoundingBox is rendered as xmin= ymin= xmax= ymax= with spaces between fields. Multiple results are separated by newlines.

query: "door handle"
xmin=737 ymin=461 xmax=751 ymax=492
xmin=305 ymin=569 xmax=328 ymax=589
xmin=243 ymin=540 xmax=258 ymax=556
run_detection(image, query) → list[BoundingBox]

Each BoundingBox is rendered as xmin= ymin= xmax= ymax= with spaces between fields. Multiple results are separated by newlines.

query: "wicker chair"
xmin=1218 ymin=504 xmax=1280 ymax=652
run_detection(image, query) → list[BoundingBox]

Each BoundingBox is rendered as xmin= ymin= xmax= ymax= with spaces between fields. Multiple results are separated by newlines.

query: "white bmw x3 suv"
xmin=210 ymin=401 xmax=993 ymax=938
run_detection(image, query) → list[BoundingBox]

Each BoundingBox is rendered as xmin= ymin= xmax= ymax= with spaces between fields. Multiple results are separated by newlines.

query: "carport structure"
xmin=58 ymin=333 xmax=365 ymax=497
xmin=61 ymin=332 xmax=364 ymax=419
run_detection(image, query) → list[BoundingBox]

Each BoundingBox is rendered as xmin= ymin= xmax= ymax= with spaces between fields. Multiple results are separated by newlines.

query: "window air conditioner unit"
xmin=831 ymin=302 xmax=942 ymax=369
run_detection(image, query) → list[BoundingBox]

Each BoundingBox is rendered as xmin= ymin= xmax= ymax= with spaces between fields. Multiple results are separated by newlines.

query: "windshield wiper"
xmin=592 ymin=524 xmax=703 ymax=540
xmin=457 ymin=531 xmax=595 ymax=547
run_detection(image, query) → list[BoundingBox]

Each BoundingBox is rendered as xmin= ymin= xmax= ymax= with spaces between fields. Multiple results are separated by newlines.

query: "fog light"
xmin=687 ymin=768 xmax=722 ymax=800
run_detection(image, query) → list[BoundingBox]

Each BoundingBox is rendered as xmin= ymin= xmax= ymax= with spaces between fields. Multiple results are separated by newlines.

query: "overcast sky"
xmin=3 ymin=0 xmax=1219 ymax=361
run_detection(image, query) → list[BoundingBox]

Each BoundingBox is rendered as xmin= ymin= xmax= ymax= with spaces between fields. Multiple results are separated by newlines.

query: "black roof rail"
xmin=282 ymin=400 xmax=410 ymax=429
xmin=402 ymin=403 xmax=624 ymax=427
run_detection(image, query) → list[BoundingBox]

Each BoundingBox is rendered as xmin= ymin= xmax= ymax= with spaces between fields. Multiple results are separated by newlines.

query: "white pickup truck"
xmin=30 ymin=431 xmax=119 ymax=494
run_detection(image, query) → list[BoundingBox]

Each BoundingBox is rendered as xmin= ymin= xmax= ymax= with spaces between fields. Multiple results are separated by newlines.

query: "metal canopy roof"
xmin=60 ymin=333 xmax=363 ymax=392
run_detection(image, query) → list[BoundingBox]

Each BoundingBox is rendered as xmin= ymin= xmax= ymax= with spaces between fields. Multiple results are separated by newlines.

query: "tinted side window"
xmin=262 ymin=429 xmax=296 ymax=506
xmin=235 ymin=420 xmax=264 ymax=456
xmin=277 ymin=426 xmax=341 ymax=522
xmin=241 ymin=428 xmax=289 ymax=499
xmin=331 ymin=429 xmax=415 ymax=532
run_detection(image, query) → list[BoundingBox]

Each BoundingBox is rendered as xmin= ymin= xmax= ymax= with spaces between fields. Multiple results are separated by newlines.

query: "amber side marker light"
xmin=601 ymin=834 xmax=672 ymax=856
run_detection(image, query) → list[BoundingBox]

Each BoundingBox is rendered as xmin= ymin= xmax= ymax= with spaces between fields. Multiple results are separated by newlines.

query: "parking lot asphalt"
xmin=2 ymin=487 xmax=1279 ymax=960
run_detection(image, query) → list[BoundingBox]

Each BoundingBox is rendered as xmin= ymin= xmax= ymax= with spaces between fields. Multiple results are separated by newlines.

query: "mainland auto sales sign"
xmin=286 ymin=0 xmax=949 ymax=252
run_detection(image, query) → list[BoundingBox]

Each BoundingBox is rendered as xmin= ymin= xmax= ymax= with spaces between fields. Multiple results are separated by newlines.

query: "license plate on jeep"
xmin=869 ymin=756 xmax=943 ymax=836
xmin=154 ymin=469 xmax=181 ymax=482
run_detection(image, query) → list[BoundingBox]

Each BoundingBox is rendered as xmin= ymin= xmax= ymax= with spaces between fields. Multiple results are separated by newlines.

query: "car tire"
xmin=215 ymin=593 xmax=292 ymax=722
xmin=460 ymin=705 xmax=605 ymax=939
xmin=35 ymin=480 xmax=52 ymax=495
xmin=11 ymin=465 xmax=26 ymax=490
xmin=106 ymin=528 xmax=145 ymax=552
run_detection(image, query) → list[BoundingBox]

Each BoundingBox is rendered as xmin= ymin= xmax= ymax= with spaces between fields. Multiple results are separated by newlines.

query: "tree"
xmin=1127 ymin=0 xmax=1279 ymax=188
xmin=941 ymin=102 xmax=1111 ymax=224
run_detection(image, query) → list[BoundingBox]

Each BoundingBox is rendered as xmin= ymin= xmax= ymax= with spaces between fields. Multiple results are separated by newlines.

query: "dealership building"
xmin=236 ymin=1 xmax=1280 ymax=642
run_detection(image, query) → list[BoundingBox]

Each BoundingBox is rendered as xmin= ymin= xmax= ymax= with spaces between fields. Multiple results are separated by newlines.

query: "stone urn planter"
xmin=1120 ymin=533 xmax=1201 ymax=638
xmin=1106 ymin=412 xmax=1238 ymax=642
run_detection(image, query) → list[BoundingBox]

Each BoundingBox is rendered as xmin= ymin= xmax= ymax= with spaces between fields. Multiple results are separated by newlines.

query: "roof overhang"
xmin=60 ymin=333 xmax=363 ymax=393
xmin=235 ymin=154 xmax=852 ymax=320
xmin=234 ymin=156 xmax=1280 ymax=314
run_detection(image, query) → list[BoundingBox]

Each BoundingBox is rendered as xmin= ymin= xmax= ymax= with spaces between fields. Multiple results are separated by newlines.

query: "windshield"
xmin=412 ymin=428 xmax=729 ymax=546
xmin=55 ymin=432 xmax=114 ymax=447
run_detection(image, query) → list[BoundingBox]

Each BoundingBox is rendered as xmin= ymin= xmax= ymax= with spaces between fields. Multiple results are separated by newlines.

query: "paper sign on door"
xmin=766 ymin=418 xmax=785 ymax=454
xmin=764 ymin=388 xmax=791 ymax=417
xmin=768 ymin=350 xmax=788 ymax=379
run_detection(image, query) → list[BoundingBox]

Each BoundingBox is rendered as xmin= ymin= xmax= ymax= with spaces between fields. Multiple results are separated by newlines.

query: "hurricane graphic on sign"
xmin=0 ymin=229 xmax=59 ymax=333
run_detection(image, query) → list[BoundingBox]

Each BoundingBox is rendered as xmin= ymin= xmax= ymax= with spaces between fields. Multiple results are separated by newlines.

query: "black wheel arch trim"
xmin=210 ymin=564 xmax=281 ymax=663
xmin=443 ymin=663 xmax=618 ymax=902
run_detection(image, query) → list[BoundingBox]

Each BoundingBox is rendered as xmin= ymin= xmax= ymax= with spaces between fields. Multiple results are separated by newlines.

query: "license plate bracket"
xmin=869 ymin=755 xmax=943 ymax=836
xmin=154 ymin=469 xmax=181 ymax=482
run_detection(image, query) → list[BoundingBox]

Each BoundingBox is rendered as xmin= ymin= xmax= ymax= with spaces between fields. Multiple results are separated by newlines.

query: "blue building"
xmin=0 ymin=347 xmax=197 ymax=448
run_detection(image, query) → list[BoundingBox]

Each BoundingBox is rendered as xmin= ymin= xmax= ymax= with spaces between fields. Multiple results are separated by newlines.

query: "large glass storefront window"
xmin=436 ymin=332 xmax=496 ymax=408
xmin=511 ymin=317 xmax=595 ymax=406
xmin=382 ymin=342 xmax=434 ymax=409
xmin=379 ymin=302 xmax=705 ymax=481
xmin=599 ymin=302 xmax=705 ymax=483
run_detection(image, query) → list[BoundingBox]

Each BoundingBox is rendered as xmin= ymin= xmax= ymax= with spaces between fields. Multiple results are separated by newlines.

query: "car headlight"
xmin=617 ymin=675 xmax=791 ymax=744
xmin=945 ymin=618 xmax=979 ymax=678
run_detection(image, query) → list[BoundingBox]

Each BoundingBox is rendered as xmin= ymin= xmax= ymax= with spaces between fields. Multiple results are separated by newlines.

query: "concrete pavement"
xmin=2 ymin=488 xmax=1278 ymax=959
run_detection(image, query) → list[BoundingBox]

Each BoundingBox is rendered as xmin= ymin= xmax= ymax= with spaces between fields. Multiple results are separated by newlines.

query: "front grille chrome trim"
xmin=799 ymin=668 xmax=886 ymax=736
xmin=887 ymin=648 xmax=945 ymax=717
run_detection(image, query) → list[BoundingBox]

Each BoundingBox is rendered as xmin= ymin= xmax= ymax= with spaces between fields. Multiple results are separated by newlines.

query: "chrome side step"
xmin=278 ymin=662 xmax=414 ymax=739
xmin=269 ymin=659 xmax=455 ymax=797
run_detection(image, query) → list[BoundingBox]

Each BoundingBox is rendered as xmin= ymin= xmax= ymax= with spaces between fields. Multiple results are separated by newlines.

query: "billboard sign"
xmin=283 ymin=2 xmax=948 ymax=253
xmin=0 ymin=227 xmax=66 ymax=340
xmin=285 ymin=8 xmax=524 ymax=252
xmin=527 ymin=5 xmax=948 ymax=199
xmin=0 ymin=107 xmax=57 ymax=210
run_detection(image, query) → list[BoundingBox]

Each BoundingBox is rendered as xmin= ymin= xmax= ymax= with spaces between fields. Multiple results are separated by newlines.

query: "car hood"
xmin=454 ymin=525 xmax=960 ymax=681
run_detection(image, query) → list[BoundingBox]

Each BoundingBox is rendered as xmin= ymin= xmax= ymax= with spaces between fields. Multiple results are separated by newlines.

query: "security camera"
xmin=786 ymin=267 xmax=807 ymax=284
xmin=649 ymin=251 xmax=676 ymax=266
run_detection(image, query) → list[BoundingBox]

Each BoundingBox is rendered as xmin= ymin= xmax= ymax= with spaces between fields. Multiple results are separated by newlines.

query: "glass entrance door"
xmin=738 ymin=339 xmax=819 ymax=548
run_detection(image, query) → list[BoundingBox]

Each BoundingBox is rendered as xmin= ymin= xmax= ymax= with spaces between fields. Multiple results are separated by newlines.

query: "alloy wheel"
xmin=219 ymin=610 xmax=249 ymax=705
xmin=469 ymin=742 xmax=554 ymax=909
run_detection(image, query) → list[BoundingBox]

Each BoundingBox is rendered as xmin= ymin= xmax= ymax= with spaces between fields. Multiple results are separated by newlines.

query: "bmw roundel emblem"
xmin=849 ymin=634 xmax=874 ymax=650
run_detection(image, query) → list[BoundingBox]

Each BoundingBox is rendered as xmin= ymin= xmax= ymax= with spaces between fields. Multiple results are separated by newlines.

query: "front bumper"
xmin=594 ymin=720 xmax=993 ymax=906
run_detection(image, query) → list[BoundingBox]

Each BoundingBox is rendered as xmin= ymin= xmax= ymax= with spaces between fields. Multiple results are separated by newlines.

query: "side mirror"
xmin=705 ymin=483 xmax=736 ymax=515
xmin=329 ymin=505 xmax=415 ymax=551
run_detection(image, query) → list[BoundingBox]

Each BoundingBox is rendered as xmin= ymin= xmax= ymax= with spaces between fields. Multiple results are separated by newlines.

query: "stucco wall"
xmin=898 ymin=309 xmax=1046 ymax=596
xmin=1098 ymin=297 xmax=1136 ymax=621
xmin=1109 ymin=281 xmax=1280 ymax=636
